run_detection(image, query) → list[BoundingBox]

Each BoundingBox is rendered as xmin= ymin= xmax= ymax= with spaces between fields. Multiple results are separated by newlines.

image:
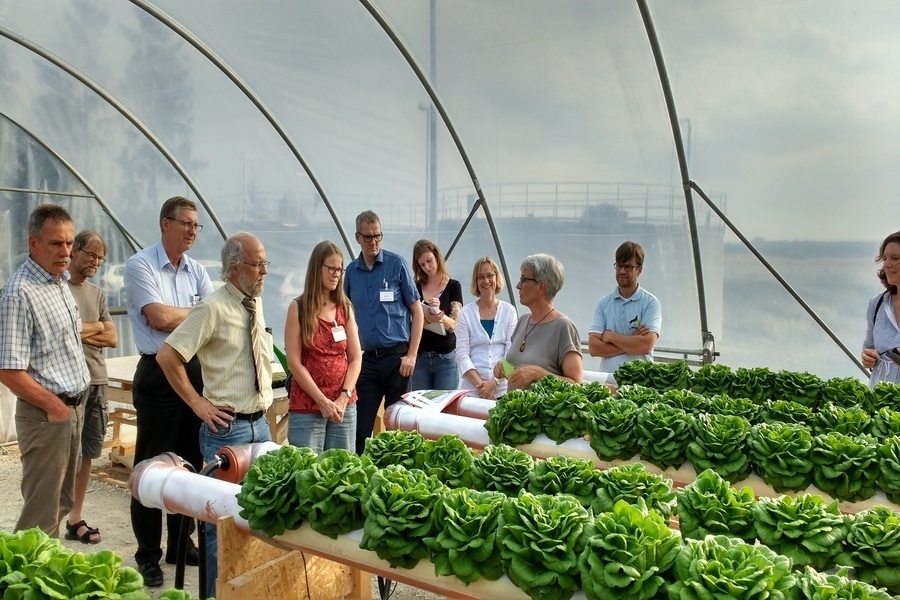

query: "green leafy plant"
xmin=584 ymin=397 xmax=638 ymax=460
xmin=728 ymin=366 xmax=776 ymax=403
xmin=578 ymin=499 xmax=680 ymax=600
xmin=159 ymin=591 xmax=197 ymax=600
xmin=0 ymin=528 xmax=146 ymax=599
xmin=822 ymin=376 xmax=872 ymax=410
xmin=634 ymin=402 xmax=692 ymax=469
xmin=748 ymin=421 xmax=815 ymax=492
xmin=810 ymin=432 xmax=879 ymax=502
xmin=471 ymin=443 xmax=535 ymax=496
xmin=687 ymin=412 xmax=752 ymax=483
xmin=752 ymin=494 xmax=848 ymax=571
xmin=838 ymin=505 xmax=900 ymax=592
xmin=592 ymin=462 xmax=676 ymax=518
xmin=676 ymin=468 xmax=756 ymax=541
xmin=691 ymin=362 xmax=734 ymax=396
xmin=359 ymin=465 xmax=448 ymax=569
xmin=295 ymin=448 xmax=377 ymax=538
xmin=531 ymin=374 xmax=576 ymax=396
xmin=668 ymin=534 xmax=796 ymax=600
xmin=869 ymin=382 xmax=900 ymax=413
xmin=774 ymin=369 xmax=824 ymax=408
xmin=761 ymin=399 xmax=814 ymax=426
xmin=484 ymin=389 xmax=543 ymax=446
xmin=877 ymin=436 xmax=900 ymax=504
xmin=708 ymin=394 xmax=761 ymax=423
xmin=813 ymin=403 xmax=872 ymax=437
xmin=423 ymin=488 xmax=506 ymax=584
xmin=540 ymin=386 xmax=590 ymax=444
xmin=422 ymin=434 xmax=475 ymax=488
xmin=648 ymin=360 xmax=692 ymax=392
xmin=872 ymin=407 xmax=900 ymax=441
xmin=582 ymin=380 xmax=613 ymax=403
xmin=661 ymin=388 xmax=710 ymax=414
xmin=613 ymin=360 xmax=654 ymax=387
xmin=362 ymin=429 xmax=427 ymax=469
xmin=791 ymin=566 xmax=895 ymax=600
xmin=236 ymin=444 xmax=316 ymax=536
xmin=496 ymin=492 xmax=590 ymax=600
xmin=527 ymin=455 xmax=600 ymax=509
xmin=613 ymin=384 xmax=661 ymax=406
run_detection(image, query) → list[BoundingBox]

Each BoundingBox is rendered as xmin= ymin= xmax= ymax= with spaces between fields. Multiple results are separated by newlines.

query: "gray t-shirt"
xmin=68 ymin=280 xmax=110 ymax=384
xmin=506 ymin=313 xmax=581 ymax=376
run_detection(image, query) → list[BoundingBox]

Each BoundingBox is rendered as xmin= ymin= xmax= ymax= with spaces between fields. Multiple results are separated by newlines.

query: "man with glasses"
xmin=588 ymin=241 xmax=661 ymax=379
xmin=65 ymin=231 xmax=118 ymax=545
xmin=345 ymin=210 xmax=423 ymax=454
xmin=158 ymin=232 xmax=273 ymax=597
xmin=123 ymin=196 xmax=213 ymax=587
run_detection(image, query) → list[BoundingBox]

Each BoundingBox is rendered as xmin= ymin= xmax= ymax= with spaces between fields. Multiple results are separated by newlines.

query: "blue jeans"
xmin=288 ymin=403 xmax=357 ymax=454
xmin=199 ymin=416 xmax=271 ymax=599
xmin=411 ymin=350 xmax=458 ymax=391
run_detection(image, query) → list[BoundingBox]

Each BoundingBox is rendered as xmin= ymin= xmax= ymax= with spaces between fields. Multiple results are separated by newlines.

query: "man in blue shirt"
xmin=588 ymin=241 xmax=662 ymax=378
xmin=344 ymin=210 xmax=423 ymax=454
xmin=123 ymin=196 xmax=213 ymax=587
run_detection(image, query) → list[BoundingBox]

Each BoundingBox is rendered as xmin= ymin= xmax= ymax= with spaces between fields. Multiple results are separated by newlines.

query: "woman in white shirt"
xmin=455 ymin=257 xmax=518 ymax=398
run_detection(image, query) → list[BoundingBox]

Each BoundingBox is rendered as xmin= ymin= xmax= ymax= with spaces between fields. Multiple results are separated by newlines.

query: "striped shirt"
xmin=164 ymin=281 xmax=273 ymax=414
xmin=0 ymin=257 xmax=90 ymax=395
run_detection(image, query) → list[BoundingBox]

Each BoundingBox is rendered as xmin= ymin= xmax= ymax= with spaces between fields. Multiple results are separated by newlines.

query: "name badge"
xmin=380 ymin=290 xmax=394 ymax=302
xmin=332 ymin=325 xmax=347 ymax=342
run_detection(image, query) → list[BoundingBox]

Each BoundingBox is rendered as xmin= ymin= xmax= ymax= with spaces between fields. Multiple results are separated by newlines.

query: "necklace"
xmin=478 ymin=297 xmax=497 ymax=318
xmin=519 ymin=308 xmax=555 ymax=352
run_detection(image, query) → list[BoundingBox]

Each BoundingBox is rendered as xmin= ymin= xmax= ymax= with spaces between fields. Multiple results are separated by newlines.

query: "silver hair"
xmin=521 ymin=253 xmax=565 ymax=300
xmin=355 ymin=210 xmax=380 ymax=232
xmin=220 ymin=231 xmax=255 ymax=281
xmin=28 ymin=204 xmax=73 ymax=238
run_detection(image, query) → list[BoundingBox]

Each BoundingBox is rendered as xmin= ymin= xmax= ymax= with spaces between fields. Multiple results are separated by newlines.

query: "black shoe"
xmin=164 ymin=545 xmax=199 ymax=566
xmin=138 ymin=562 xmax=163 ymax=587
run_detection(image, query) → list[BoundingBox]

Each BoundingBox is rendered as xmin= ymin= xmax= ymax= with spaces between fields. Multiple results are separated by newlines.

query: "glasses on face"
xmin=79 ymin=249 xmax=106 ymax=264
xmin=614 ymin=263 xmax=638 ymax=273
xmin=357 ymin=232 xmax=383 ymax=243
xmin=243 ymin=260 xmax=270 ymax=270
xmin=324 ymin=265 xmax=345 ymax=276
xmin=476 ymin=273 xmax=496 ymax=281
xmin=518 ymin=276 xmax=539 ymax=285
xmin=167 ymin=217 xmax=204 ymax=232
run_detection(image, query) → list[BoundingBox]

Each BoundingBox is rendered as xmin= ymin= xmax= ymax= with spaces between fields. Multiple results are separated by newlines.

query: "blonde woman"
xmin=410 ymin=240 xmax=463 ymax=390
xmin=455 ymin=257 xmax=518 ymax=398
xmin=286 ymin=241 xmax=361 ymax=452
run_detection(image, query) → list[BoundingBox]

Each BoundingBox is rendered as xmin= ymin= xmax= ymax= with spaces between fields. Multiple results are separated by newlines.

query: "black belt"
xmin=364 ymin=343 xmax=408 ymax=358
xmin=223 ymin=410 xmax=265 ymax=421
xmin=58 ymin=390 xmax=85 ymax=407
xmin=139 ymin=353 xmax=157 ymax=360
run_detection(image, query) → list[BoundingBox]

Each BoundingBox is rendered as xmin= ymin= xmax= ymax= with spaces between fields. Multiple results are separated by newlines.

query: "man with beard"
xmin=0 ymin=204 xmax=90 ymax=537
xmin=588 ymin=241 xmax=662 ymax=380
xmin=124 ymin=196 xmax=214 ymax=587
xmin=65 ymin=230 xmax=118 ymax=545
xmin=157 ymin=232 xmax=273 ymax=598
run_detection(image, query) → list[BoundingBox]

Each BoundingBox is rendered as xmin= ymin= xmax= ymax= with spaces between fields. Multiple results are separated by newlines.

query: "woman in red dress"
xmin=286 ymin=241 xmax=362 ymax=452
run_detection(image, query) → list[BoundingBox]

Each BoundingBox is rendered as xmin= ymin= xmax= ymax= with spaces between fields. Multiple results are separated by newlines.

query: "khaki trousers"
xmin=15 ymin=398 xmax=83 ymax=536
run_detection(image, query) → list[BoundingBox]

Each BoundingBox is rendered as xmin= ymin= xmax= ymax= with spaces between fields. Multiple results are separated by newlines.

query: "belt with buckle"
xmin=364 ymin=343 xmax=408 ymax=358
xmin=57 ymin=390 xmax=85 ymax=407
xmin=223 ymin=410 xmax=265 ymax=421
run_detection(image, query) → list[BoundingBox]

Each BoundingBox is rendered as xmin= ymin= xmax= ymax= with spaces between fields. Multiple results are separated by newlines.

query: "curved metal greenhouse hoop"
xmin=0 ymin=26 xmax=228 ymax=243
xmin=0 ymin=113 xmax=141 ymax=253
xmin=129 ymin=0 xmax=355 ymax=258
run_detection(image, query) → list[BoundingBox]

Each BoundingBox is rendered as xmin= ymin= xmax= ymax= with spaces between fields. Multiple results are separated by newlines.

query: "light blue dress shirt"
xmin=588 ymin=284 xmax=661 ymax=373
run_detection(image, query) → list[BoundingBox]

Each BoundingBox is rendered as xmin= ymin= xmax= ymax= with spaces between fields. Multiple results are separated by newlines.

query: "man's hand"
xmin=192 ymin=400 xmax=235 ymax=433
xmin=399 ymin=354 xmax=416 ymax=378
xmin=45 ymin=401 xmax=71 ymax=423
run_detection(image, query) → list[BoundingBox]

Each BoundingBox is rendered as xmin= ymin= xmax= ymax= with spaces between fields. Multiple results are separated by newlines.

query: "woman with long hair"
xmin=455 ymin=257 xmax=518 ymax=398
xmin=862 ymin=231 xmax=900 ymax=387
xmin=286 ymin=241 xmax=362 ymax=451
xmin=410 ymin=239 xmax=463 ymax=390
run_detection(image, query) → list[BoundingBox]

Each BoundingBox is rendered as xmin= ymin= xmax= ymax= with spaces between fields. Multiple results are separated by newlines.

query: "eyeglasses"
xmin=324 ymin=265 xmax=345 ymax=275
xmin=166 ymin=217 xmax=204 ymax=232
xmin=614 ymin=263 xmax=639 ymax=272
xmin=476 ymin=273 xmax=496 ymax=281
xmin=78 ymin=249 xmax=106 ymax=264
xmin=518 ymin=276 xmax=539 ymax=285
xmin=243 ymin=260 xmax=271 ymax=270
xmin=357 ymin=232 xmax=383 ymax=243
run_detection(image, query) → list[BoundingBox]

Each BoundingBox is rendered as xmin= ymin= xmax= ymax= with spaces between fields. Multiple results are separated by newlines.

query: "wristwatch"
xmin=340 ymin=388 xmax=352 ymax=397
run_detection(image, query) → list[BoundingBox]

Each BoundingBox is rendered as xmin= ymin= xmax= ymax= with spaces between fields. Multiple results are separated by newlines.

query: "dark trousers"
xmin=130 ymin=355 xmax=203 ymax=566
xmin=355 ymin=353 xmax=410 ymax=455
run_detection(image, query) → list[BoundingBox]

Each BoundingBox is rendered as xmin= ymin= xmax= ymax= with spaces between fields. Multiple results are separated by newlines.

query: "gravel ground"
xmin=0 ymin=443 xmax=440 ymax=600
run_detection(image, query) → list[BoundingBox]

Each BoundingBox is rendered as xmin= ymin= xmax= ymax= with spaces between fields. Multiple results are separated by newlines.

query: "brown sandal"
xmin=64 ymin=520 xmax=101 ymax=544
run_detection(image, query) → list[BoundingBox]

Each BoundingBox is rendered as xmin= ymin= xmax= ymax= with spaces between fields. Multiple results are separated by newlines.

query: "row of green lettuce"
xmin=615 ymin=360 xmax=900 ymax=412
xmin=0 ymin=528 xmax=199 ymax=599
xmin=235 ymin=436 xmax=900 ymax=599
xmin=486 ymin=376 xmax=900 ymax=502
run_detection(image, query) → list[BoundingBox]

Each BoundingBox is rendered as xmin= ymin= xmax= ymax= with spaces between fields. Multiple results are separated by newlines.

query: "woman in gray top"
xmin=862 ymin=231 xmax=900 ymax=387
xmin=494 ymin=253 xmax=583 ymax=390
